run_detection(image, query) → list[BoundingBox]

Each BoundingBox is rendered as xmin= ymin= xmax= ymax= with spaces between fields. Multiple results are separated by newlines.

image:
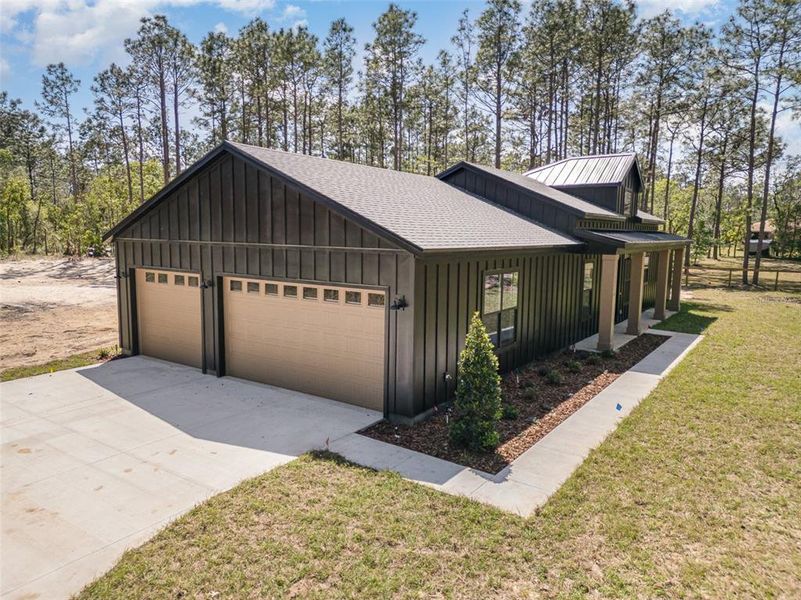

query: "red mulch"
xmin=361 ymin=333 xmax=667 ymax=474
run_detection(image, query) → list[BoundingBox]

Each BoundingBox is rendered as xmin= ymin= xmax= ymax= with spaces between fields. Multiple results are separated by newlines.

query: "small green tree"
xmin=449 ymin=312 xmax=502 ymax=452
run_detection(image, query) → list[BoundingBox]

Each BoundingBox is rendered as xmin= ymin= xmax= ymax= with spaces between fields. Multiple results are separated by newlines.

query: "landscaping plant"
xmin=449 ymin=312 xmax=502 ymax=452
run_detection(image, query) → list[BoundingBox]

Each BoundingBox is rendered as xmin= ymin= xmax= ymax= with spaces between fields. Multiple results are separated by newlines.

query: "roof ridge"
xmin=225 ymin=140 xmax=444 ymax=183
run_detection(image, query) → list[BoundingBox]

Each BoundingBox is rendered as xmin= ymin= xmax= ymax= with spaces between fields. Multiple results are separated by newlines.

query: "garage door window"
xmin=303 ymin=287 xmax=318 ymax=300
xmin=145 ymin=272 xmax=155 ymax=283
xmin=188 ymin=276 xmax=199 ymax=287
xmin=368 ymin=293 xmax=385 ymax=308
xmin=284 ymin=285 xmax=298 ymax=298
xmin=174 ymin=275 xmax=185 ymax=286
xmin=230 ymin=280 xmax=242 ymax=292
xmin=158 ymin=273 xmax=168 ymax=284
xmin=345 ymin=291 xmax=361 ymax=305
xmin=265 ymin=283 xmax=278 ymax=295
xmin=324 ymin=289 xmax=339 ymax=302
xmin=247 ymin=281 xmax=260 ymax=294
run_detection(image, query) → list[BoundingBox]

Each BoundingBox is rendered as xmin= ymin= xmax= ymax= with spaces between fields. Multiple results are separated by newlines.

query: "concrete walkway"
xmin=1 ymin=357 xmax=380 ymax=600
xmin=574 ymin=307 xmax=676 ymax=352
xmin=331 ymin=328 xmax=702 ymax=517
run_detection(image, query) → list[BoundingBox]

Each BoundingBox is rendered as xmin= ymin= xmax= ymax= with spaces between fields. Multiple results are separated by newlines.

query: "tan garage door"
xmin=223 ymin=277 xmax=386 ymax=411
xmin=135 ymin=269 xmax=202 ymax=368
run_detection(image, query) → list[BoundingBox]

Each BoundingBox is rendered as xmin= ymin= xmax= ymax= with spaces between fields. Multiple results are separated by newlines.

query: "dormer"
xmin=524 ymin=153 xmax=643 ymax=219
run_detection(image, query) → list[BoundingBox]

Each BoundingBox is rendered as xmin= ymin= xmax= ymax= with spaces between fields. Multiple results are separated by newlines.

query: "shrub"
xmin=98 ymin=347 xmax=110 ymax=359
xmin=565 ymin=359 xmax=581 ymax=373
xmin=537 ymin=365 xmax=549 ymax=377
xmin=522 ymin=387 xmax=538 ymax=403
xmin=449 ymin=312 xmax=503 ymax=452
xmin=600 ymin=349 xmax=617 ymax=359
xmin=585 ymin=353 xmax=601 ymax=366
xmin=545 ymin=370 xmax=563 ymax=385
xmin=501 ymin=404 xmax=519 ymax=420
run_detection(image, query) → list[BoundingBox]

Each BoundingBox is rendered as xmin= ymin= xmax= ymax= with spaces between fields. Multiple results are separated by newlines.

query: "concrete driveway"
xmin=0 ymin=356 xmax=381 ymax=599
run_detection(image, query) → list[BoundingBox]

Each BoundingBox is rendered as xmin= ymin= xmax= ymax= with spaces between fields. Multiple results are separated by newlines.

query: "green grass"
xmin=77 ymin=289 xmax=801 ymax=599
xmin=0 ymin=347 xmax=120 ymax=382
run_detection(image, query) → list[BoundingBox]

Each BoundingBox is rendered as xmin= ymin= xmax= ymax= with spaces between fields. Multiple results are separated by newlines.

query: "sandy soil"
xmin=0 ymin=257 xmax=118 ymax=371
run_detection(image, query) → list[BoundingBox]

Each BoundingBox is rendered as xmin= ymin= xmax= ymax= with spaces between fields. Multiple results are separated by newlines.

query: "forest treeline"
xmin=1 ymin=0 xmax=799 ymax=284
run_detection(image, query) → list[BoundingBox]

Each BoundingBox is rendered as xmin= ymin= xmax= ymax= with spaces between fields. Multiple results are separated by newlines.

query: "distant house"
xmin=749 ymin=220 xmax=774 ymax=256
xmin=105 ymin=144 xmax=688 ymax=423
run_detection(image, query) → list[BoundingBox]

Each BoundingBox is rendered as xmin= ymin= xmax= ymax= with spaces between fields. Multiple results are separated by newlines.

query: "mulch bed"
xmin=361 ymin=333 xmax=667 ymax=474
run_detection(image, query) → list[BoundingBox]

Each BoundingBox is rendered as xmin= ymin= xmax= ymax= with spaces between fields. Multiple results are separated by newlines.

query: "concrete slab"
xmin=1 ymin=356 xmax=380 ymax=600
xmin=575 ymin=307 xmax=676 ymax=353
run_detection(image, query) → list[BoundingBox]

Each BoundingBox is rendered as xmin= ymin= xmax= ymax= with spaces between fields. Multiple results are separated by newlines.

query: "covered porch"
xmin=577 ymin=230 xmax=690 ymax=352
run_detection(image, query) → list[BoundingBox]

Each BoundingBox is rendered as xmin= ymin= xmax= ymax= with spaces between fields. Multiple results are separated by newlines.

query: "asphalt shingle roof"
xmin=226 ymin=142 xmax=580 ymax=253
xmin=524 ymin=153 xmax=638 ymax=187
xmin=455 ymin=161 xmax=624 ymax=220
xmin=635 ymin=209 xmax=664 ymax=224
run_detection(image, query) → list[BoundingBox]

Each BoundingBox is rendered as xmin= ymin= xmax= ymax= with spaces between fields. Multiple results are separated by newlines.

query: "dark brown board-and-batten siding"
xmin=410 ymin=252 xmax=601 ymax=416
xmin=114 ymin=153 xmax=416 ymax=417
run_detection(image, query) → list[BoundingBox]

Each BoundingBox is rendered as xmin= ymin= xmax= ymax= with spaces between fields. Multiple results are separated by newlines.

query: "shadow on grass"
xmin=653 ymin=300 xmax=730 ymax=335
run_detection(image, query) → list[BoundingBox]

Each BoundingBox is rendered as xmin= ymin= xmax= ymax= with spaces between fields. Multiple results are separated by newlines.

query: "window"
xmin=283 ymin=285 xmax=297 ymax=298
xmin=368 ymin=293 xmax=385 ymax=308
xmin=230 ymin=279 xmax=242 ymax=292
xmin=482 ymin=271 xmax=518 ymax=348
xmin=188 ymin=276 xmax=199 ymax=287
xmin=303 ymin=287 xmax=318 ymax=300
xmin=158 ymin=273 xmax=168 ymax=284
xmin=582 ymin=261 xmax=594 ymax=319
xmin=643 ymin=255 xmax=650 ymax=282
xmin=265 ymin=283 xmax=278 ymax=295
xmin=345 ymin=291 xmax=361 ymax=305
xmin=623 ymin=188 xmax=633 ymax=215
xmin=247 ymin=281 xmax=260 ymax=294
xmin=145 ymin=272 xmax=155 ymax=283
xmin=174 ymin=275 xmax=185 ymax=286
xmin=324 ymin=289 xmax=339 ymax=303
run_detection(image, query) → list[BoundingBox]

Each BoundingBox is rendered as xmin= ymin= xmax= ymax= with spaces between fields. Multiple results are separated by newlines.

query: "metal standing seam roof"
xmin=576 ymin=229 xmax=689 ymax=250
xmin=450 ymin=162 xmax=624 ymax=221
xmin=524 ymin=153 xmax=638 ymax=188
xmin=635 ymin=209 xmax=665 ymax=225
xmin=105 ymin=142 xmax=582 ymax=253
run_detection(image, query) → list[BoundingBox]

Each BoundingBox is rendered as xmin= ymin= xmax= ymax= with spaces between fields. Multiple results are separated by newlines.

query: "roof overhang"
xmin=575 ymin=229 xmax=690 ymax=255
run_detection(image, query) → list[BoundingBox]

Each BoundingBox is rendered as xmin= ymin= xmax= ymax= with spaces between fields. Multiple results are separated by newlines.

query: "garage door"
xmin=223 ymin=277 xmax=386 ymax=411
xmin=135 ymin=268 xmax=202 ymax=368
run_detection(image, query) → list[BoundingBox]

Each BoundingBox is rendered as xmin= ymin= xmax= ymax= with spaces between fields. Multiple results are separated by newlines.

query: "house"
xmin=749 ymin=220 xmax=774 ymax=255
xmin=104 ymin=143 xmax=689 ymax=423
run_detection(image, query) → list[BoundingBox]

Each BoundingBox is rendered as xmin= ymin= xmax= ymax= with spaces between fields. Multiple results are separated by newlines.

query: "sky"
xmin=3 ymin=0 xmax=797 ymax=157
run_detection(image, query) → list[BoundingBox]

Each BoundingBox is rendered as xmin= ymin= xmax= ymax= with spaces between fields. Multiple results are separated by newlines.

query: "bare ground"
xmin=0 ymin=257 xmax=117 ymax=371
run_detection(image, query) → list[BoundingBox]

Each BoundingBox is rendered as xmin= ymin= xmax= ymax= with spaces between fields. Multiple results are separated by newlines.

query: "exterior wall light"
xmin=390 ymin=296 xmax=408 ymax=311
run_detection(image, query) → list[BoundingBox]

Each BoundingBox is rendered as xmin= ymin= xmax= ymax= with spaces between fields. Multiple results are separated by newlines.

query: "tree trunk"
xmin=742 ymin=59 xmax=761 ymax=284
xmin=685 ymin=98 xmax=708 ymax=267
xmin=159 ymin=70 xmax=170 ymax=184
xmin=173 ymin=79 xmax=182 ymax=175
xmin=712 ymin=136 xmax=728 ymax=260
xmin=753 ymin=38 xmax=786 ymax=285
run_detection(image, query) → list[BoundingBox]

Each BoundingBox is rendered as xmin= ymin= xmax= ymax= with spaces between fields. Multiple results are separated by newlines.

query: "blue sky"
xmin=1 ymin=0 xmax=738 ymax=116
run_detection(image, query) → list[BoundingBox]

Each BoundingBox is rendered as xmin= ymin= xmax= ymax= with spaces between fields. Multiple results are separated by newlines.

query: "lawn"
xmin=0 ymin=347 xmax=120 ymax=382
xmin=78 ymin=288 xmax=801 ymax=599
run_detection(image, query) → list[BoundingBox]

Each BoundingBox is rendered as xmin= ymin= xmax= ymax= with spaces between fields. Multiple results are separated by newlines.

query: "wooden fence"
xmin=682 ymin=266 xmax=801 ymax=292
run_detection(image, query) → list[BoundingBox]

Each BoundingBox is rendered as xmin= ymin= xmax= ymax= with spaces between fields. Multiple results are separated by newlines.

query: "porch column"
xmin=597 ymin=254 xmax=619 ymax=352
xmin=653 ymin=249 xmax=670 ymax=321
xmin=626 ymin=252 xmax=645 ymax=335
xmin=668 ymin=247 xmax=684 ymax=312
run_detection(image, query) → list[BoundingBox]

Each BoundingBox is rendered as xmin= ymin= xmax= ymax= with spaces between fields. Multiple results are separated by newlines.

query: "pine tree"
xmin=37 ymin=63 xmax=80 ymax=196
xmin=324 ymin=18 xmax=356 ymax=160
xmin=449 ymin=312 xmax=503 ymax=452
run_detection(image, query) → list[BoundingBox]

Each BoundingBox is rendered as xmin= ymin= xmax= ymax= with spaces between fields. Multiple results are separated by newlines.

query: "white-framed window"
xmin=482 ymin=271 xmax=518 ymax=348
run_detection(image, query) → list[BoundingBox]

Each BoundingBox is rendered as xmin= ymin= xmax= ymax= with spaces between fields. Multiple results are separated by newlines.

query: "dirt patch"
xmin=0 ymin=257 xmax=118 ymax=370
xmin=362 ymin=334 xmax=667 ymax=474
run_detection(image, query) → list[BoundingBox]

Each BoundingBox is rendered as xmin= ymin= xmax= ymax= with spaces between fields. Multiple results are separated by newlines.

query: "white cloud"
xmin=281 ymin=4 xmax=305 ymax=20
xmin=638 ymin=0 xmax=719 ymax=19
xmin=213 ymin=21 xmax=229 ymax=34
xmin=1 ymin=0 xmax=280 ymax=69
xmin=0 ymin=57 xmax=9 ymax=81
xmin=215 ymin=0 xmax=275 ymax=14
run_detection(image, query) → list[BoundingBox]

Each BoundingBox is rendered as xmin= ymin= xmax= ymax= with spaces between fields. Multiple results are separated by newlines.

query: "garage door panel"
xmin=223 ymin=277 xmax=385 ymax=411
xmin=136 ymin=269 xmax=202 ymax=368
